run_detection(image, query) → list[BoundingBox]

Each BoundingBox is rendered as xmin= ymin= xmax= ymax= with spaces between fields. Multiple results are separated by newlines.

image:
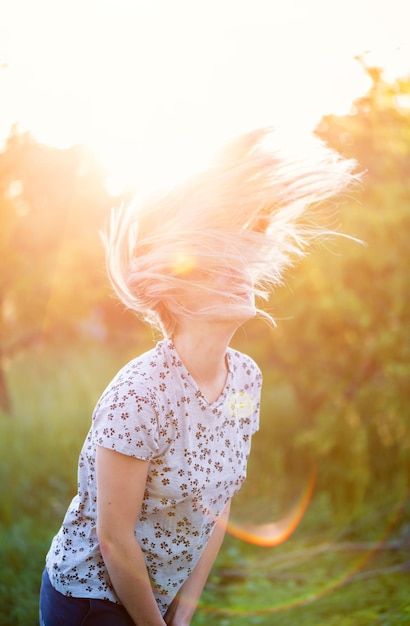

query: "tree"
xmin=244 ymin=63 xmax=410 ymax=511
xmin=311 ymin=62 xmax=410 ymax=500
xmin=0 ymin=129 xmax=114 ymax=411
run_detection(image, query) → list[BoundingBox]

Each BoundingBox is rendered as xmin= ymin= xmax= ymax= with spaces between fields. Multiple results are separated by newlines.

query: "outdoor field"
xmin=1 ymin=2 xmax=410 ymax=623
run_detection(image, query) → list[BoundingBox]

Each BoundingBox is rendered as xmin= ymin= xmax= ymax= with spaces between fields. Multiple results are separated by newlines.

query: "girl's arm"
xmin=96 ymin=445 xmax=166 ymax=626
xmin=164 ymin=500 xmax=231 ymax=626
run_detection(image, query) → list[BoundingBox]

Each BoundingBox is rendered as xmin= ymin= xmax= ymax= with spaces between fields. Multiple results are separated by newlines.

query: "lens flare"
xmin=197 ymin=483 xmax=409 ymax=619
xmin=171 ymin=252 xmax=198 ymax=276
xmin=226 ymin=466 xmax=316 ymax=547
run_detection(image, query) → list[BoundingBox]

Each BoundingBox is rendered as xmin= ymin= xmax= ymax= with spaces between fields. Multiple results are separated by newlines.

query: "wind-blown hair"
xmin=102 ymin=128 xmax=359 ymax=337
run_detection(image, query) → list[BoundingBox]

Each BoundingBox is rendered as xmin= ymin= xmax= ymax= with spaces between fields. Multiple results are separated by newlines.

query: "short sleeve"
xmin=91 ymin=370 xmax=159 ymax=461
xmin=251 ymin=368 xmax=262 ymax=435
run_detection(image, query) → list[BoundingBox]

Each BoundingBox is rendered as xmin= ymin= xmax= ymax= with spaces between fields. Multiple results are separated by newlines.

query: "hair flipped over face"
xmin=102 ymin=128 xmax=360 ymax=337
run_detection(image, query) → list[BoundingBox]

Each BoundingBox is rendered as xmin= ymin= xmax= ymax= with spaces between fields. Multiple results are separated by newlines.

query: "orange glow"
xmin=204 ymin=486 xmax=409 ymax=618
xmin=227 ymin=466 xmax=316 ymax=546
xmin=171 ymin=252 xmax=198 ymax=276
xmin=4 ymin=0 xmax=407 ymax=192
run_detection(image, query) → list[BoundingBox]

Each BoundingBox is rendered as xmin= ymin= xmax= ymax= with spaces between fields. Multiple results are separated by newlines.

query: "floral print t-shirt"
xmin=46 ymin=339 xmax=262 ymax=615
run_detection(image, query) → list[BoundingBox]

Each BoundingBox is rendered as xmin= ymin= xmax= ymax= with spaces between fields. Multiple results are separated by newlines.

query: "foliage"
xmin=0 ymin=128 xmax=139 ymax=410
xmin=0 ymin=62 xmax=410 ymax=623
xmin=0 ymin=129 xmax=111 ymax=337
xmin=229 ymin=64 xmax=410 ymax=515
xmin=0 ymin=342 xmax=409 ymax=624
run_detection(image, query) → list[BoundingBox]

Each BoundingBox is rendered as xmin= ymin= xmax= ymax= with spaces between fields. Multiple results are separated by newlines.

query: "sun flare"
xmin=1 ymin=0 xmax=409 ymax=195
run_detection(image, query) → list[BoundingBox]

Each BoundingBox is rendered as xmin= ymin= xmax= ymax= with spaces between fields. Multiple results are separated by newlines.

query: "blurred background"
xmin=1 ymin=1 xmax=409 ymax=624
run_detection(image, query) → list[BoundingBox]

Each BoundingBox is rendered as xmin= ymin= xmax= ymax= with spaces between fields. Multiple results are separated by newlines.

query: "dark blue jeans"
xmin=39 ymin=569 xmax=135 ymax=625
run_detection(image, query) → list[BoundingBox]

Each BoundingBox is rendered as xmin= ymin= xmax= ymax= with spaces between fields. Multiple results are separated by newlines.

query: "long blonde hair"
xmin=102 ymin=128 xmax=359 ymax=336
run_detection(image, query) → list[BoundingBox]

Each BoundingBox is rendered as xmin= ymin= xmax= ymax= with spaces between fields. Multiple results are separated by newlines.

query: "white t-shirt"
xmin=46 ymin=339 xmax=262 ymax=615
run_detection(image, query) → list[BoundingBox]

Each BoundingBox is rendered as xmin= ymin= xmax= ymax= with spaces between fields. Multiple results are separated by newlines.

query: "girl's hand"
xmin=164 ymin=602 xmax=190 ymax=626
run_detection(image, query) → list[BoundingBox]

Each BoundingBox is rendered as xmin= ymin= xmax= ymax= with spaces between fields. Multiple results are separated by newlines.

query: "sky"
xmin=1 ymin=0 xmax=409 ymax=191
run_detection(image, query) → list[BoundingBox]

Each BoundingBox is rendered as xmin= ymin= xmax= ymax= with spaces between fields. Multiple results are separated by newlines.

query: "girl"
xmin=39 ymin=129 xmax=357 ymax=625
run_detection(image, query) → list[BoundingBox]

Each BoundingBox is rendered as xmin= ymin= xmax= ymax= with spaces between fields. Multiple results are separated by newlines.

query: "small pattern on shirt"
xmin=46 ymin=339 xmax=262 ymax=615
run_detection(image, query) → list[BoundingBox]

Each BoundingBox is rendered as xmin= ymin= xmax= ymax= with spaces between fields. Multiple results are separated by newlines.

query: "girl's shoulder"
xmin=115 ymin=340 xmax=166 ymax=377
xmin=96 ymin=341 xmax=168 ymax=405
xmin=226 ymin=347 xmax=262 ymax=379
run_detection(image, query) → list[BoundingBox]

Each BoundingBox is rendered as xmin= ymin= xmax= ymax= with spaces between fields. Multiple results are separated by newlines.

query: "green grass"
xmin=0 ymin=340 xmax=409 ymax=625
xmin=192 ymin=491 xmax=410 ymax=625
xmin=195 ymin=539 xmax=410 ymax=625
xmin=0 ymin=339 xmax=138 ymax=626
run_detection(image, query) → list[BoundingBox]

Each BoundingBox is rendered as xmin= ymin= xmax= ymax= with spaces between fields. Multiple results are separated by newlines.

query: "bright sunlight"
xmin=1 ymin=0 xmax=409 ymax=193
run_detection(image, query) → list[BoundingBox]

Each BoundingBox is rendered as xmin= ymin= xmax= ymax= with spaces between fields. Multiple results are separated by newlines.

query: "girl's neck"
xmin=171 ymin=326 xmax=234 ymax=402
